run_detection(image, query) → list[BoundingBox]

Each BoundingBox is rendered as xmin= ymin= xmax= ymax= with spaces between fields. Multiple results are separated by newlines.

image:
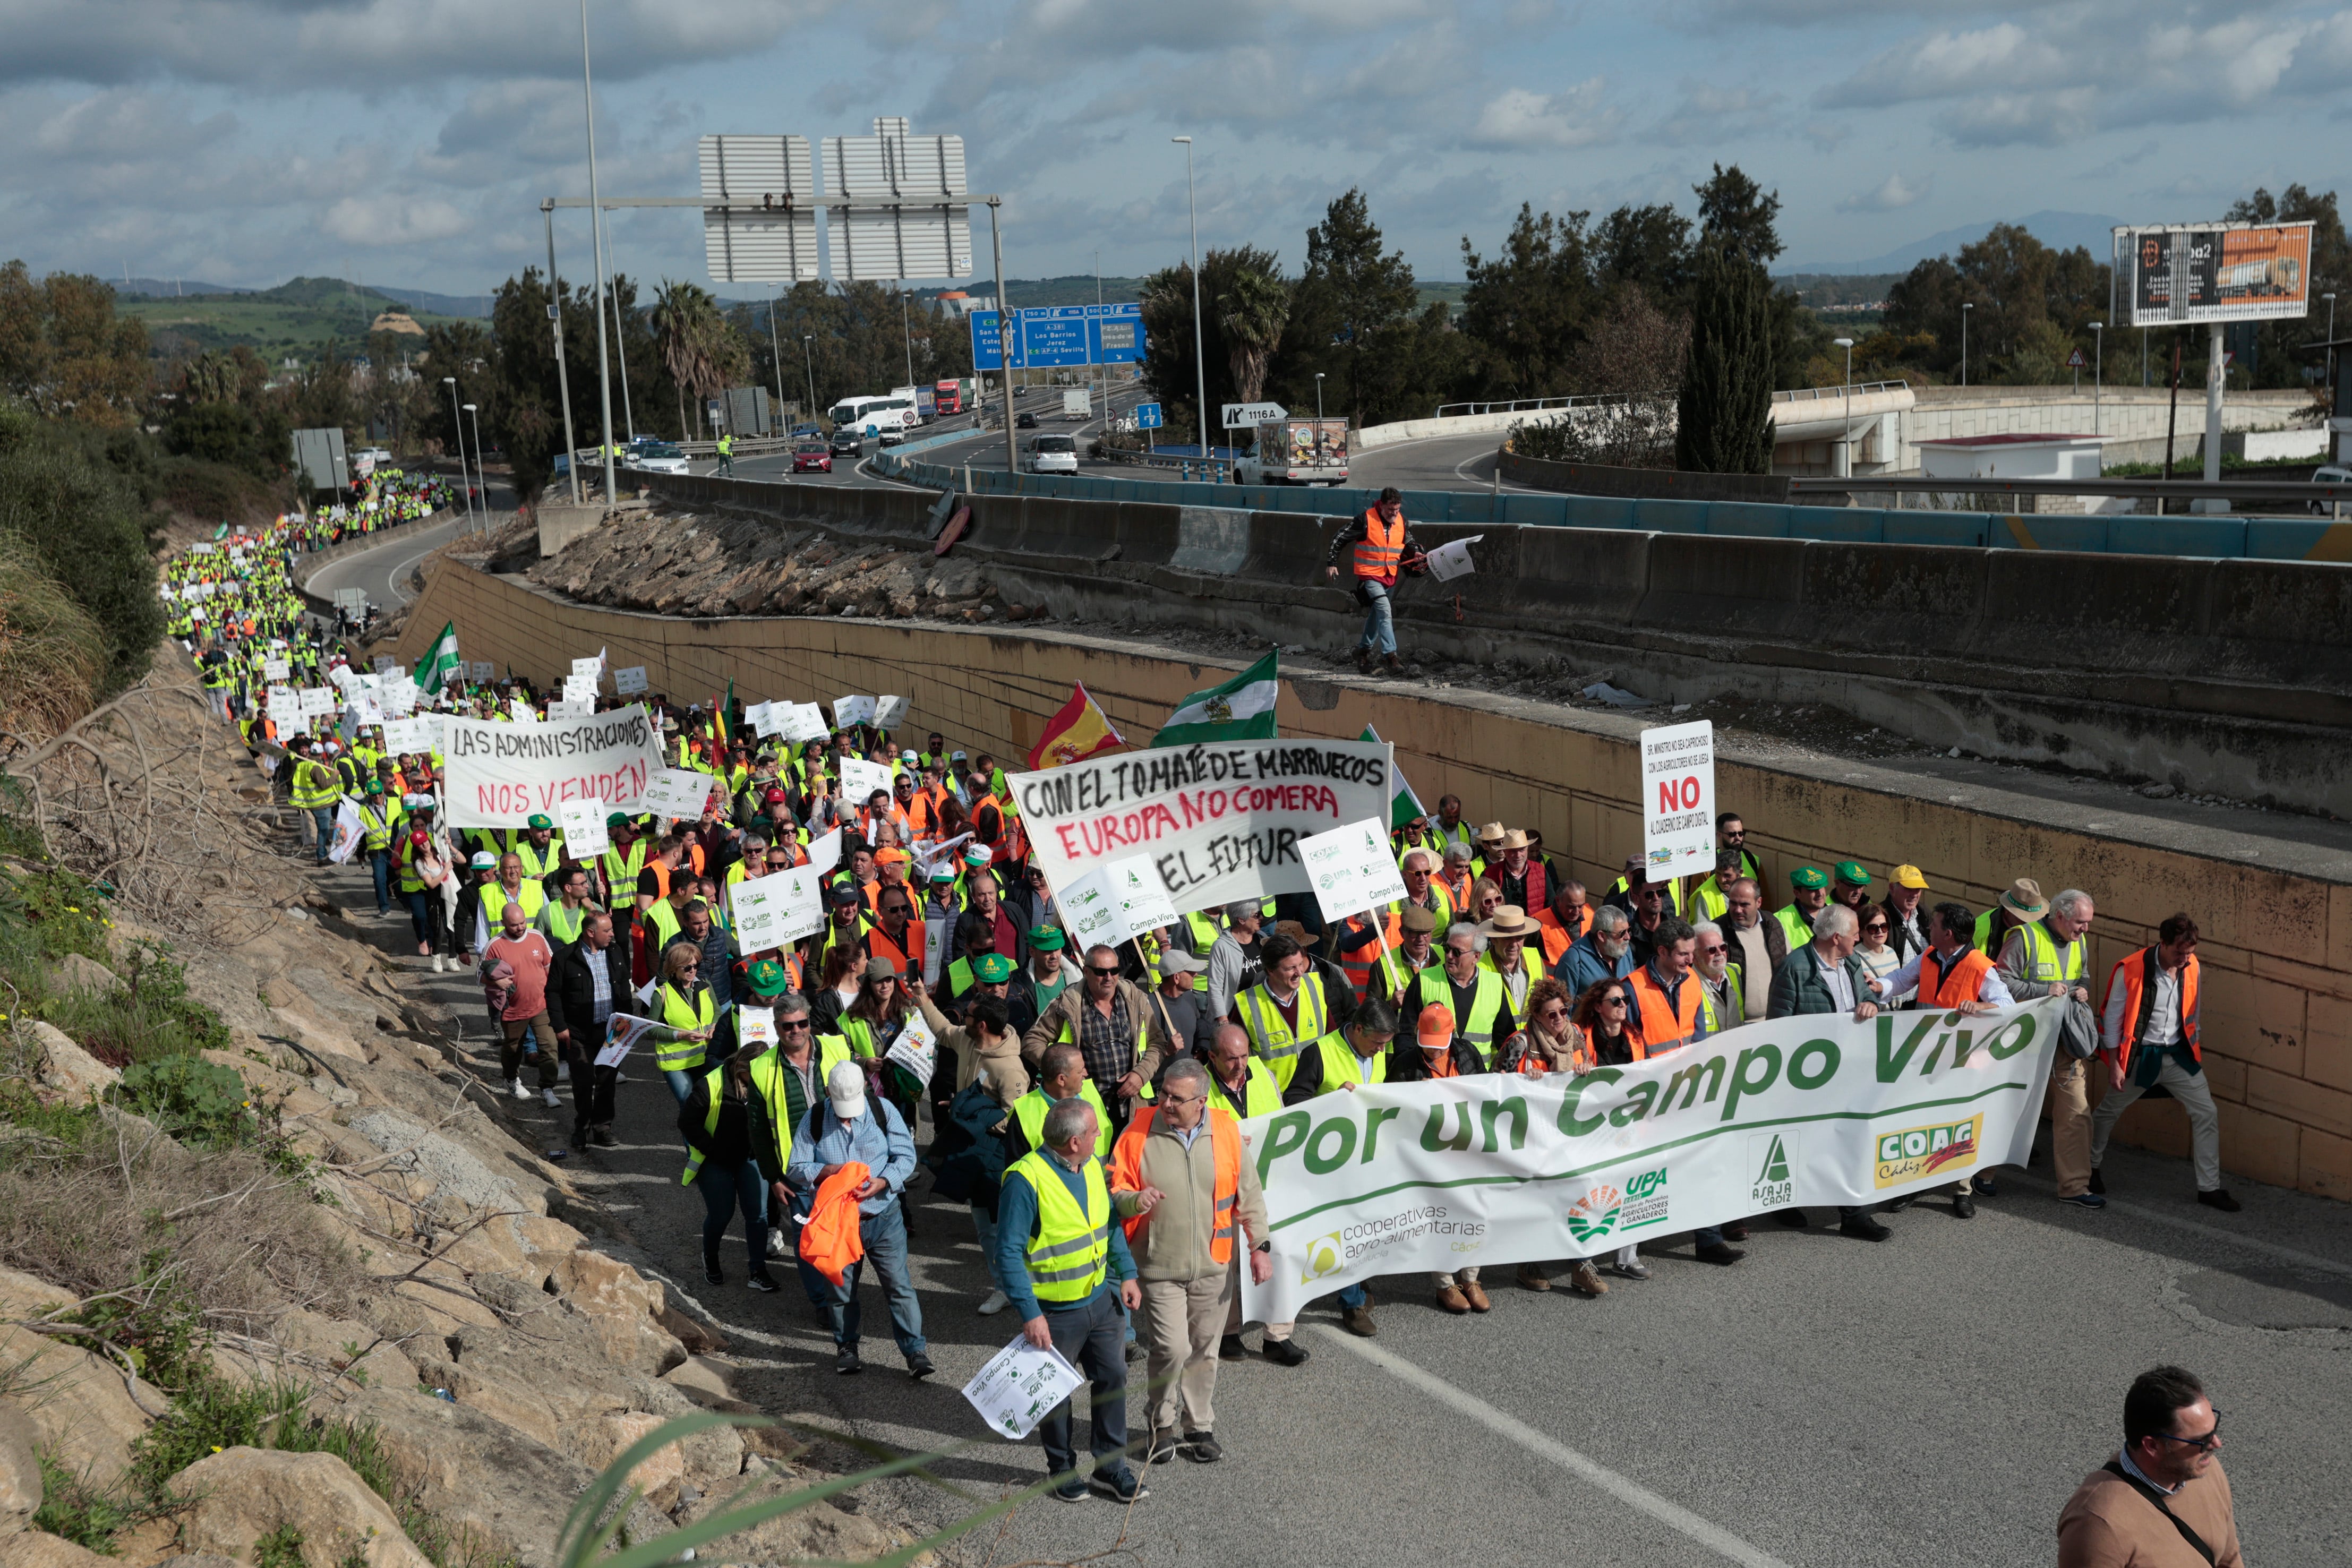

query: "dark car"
xmin=1015 ymin=411 xmax=1038 ymax=429
xmin=792 ymin=443 xmax=832 ymax=473
xmin=828 ymin=429 xmax=863 ymax=455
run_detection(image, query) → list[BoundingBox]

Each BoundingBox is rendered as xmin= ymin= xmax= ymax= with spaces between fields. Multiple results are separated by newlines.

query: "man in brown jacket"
xmin=1021 ymin=942 xmax=1168 ymax=1128
xmin=2057 ymin=1365 xmax=2243 ymax=1568
xmin=1107 ymin=1057 xmax=1271 ymax=1467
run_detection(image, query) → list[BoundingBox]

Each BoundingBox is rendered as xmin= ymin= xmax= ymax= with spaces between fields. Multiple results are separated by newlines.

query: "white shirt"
xmin=1811 ymin=946 xmax=1855 ymax=1013
xmin=1879 ymin=949 xmax=2015 ymax=1008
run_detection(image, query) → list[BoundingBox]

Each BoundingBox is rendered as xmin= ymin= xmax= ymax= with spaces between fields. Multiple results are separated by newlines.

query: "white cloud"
xmin=323 ymin=194 xmax=470 ymax=246
xmin=1837 ymin=172 xmax=1928 ymax=211
xmin=1467 ymin=81 xmax=1620 ymax=149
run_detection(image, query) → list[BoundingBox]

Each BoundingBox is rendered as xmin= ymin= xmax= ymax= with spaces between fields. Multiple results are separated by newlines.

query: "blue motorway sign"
xmin=969 ymin=303 xmax=1145 ymax=371
xmin=1134 ymin=402 xmax=1164 ymax=430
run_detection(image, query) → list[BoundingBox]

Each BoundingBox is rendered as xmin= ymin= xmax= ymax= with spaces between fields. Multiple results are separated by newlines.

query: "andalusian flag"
xmin=1028 ymin=682 xmax=1125 ymax=770
xmin=1152 ymin=650 xmax=1279 ymax=748
xmin=415 ymin=622 xmax=461 ymax=690
xmin=1362 ymin=724 xmax=1427 ymax=828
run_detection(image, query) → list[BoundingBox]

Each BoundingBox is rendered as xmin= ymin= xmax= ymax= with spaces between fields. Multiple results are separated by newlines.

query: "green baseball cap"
xmin=526 ymin=812 xmax=554 ymax=830
xmin=605 ymin=811 xmax=629 ymax=829
xmin=363 ymin=780 xmax=384 ymax=795
xmin=973 ymin=953 xmax=1015 ymax=983
xmin=1833 ymin=860 xmax=1871 ymax=888
xmin=1789 ymin=865 xmax=1829 ymax=890
xmin=1027 ymin=925 xmax=1065 ymax=952
xmin=743 ymin=957 xmax=789 ymax=998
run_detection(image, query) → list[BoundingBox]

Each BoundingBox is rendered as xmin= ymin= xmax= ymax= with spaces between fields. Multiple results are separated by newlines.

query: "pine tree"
xmin=1676 ymin=242 xmax=1775 ymax=474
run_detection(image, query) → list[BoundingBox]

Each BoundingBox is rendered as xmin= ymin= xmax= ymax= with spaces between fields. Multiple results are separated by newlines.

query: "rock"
xmin=29 ymin=1023 xmax=117 ymax=1100
xmin=0 ymin=1271 xmax=161 ymax=1488
xmin=0 ymin=1532 xmax=114 ymax=1568
xmin=267 ymin=1006 xmax=368 ymax=1063
xmin=216 ymin=1309 xmax=413 ymax=1395
xmin=170 ymin=1449 xmax=432 ymax=1568
xmin=657 ymin=1356 xmax=734 ymax=1408
xmin=594 ymin=1412 xmax=683 ymax=1502
xmin=50 ymin=954 xmax=122 ymax=997
xmin=670 ymin=1464 xmax=898 ymax=1565
xmin=153 ymin=1556 xmax=243 ymax=1568
xmin=0 ymin=1405 xmax=38 ymax=1536
xmin=652 ymin=1304 xmax=728 ymax=1356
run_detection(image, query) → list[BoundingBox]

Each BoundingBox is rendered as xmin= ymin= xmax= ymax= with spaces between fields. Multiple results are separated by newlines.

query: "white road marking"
xmin=1308 ymin=1325 xmax=1795 ymax=1568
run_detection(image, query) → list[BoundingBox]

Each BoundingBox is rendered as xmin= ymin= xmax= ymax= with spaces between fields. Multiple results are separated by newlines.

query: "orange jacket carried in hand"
xmin=798 ymin=1160 xmax=871 ymax=1286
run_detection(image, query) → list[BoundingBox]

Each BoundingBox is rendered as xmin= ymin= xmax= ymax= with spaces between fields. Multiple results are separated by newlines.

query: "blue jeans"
xmin=664 ymin=1068 xmax=696 ymax=1104
xmin=696 ymin=1159 xmax=768 ymax=1274
xmin=367 ymin=849 xmax=391 ymax=913
xmin=819 ymin=1201 xmax=926 ymax=1359
xmin=308 ymin=805 xmax=337 ymax=861
xmin=403 ymin=888 xmax=440 ymax=950
xmin=1038 ymin=1289 xmax=1133 ymax=1487
xmin=1356 ymin=579 xmax=1395 ymax=656
xmin=970 ymin=1204 xmax=1014 ymax=1294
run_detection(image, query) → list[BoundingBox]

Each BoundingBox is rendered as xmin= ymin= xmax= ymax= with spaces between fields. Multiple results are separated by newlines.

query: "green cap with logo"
xmin=1789 ymin=865 xmax=1829 ymax=890
xmin=1027 ymin=925 xmax=1065 ymax=953
xmin=743 ymin=957 xmax=790 ymax=998
xmin=972 ymin=953 xmax=1015 ymax=983
xmin=1833 ymin=860 xmax=1871 ymax=888
xmin=527 ymin=812 xmax=554 ymax=830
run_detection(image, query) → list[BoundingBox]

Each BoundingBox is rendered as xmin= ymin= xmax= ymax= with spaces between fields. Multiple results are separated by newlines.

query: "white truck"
xmin=1061 ymin=388 xmax=1092 ymax=421
xmin=1235 ymin=417 xmax=1350 ymax=485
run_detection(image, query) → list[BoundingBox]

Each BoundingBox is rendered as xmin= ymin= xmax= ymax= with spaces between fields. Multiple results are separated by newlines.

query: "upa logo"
xmin=1874 ymin=1114 xmax=1984 ymax=1189
xmin=1299 ymin=1231 xmax=1345 ymax=1283
xmin=1565 ymin=1183 xmax=1624 ymax=1244
xmin=1749 ymin=1132 xmax=1797 ymax=1210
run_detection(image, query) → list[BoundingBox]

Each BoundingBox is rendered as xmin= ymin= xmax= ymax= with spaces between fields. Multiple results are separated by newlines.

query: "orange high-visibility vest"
xmin=1916 ymin=946 xmax=1995 ymax=1010
xmin=1109 ymin=1106 xmax=1243 ymax=1264
xmin=1352 ymin=508 xmax=1406 ymax=582
xmin=2104 ymin=947 xmax=2202 ymax=1077
xmin=1627 ymin=966 xmax=1699 ymax=1055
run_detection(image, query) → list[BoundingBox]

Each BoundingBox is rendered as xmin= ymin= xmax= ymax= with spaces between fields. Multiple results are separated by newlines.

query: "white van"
xmin=1024 ymin=433 xmax=1078 ymax=474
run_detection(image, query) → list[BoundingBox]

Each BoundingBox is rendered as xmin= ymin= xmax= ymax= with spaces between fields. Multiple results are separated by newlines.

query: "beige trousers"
xmin=1140 ymin=1273 xmax=1231 ymax=1436
xmin=2047 ymin=1057 xmax=2093 ymax=1197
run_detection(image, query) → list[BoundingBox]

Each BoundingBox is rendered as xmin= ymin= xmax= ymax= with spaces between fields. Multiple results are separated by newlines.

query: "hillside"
xmin=118 ymin=276 xmax=473 ymax=359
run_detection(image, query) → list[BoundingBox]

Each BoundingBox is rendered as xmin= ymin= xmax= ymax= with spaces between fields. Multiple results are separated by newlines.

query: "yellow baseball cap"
xmin=1888 ymin=864 xmax=1930 ymax=890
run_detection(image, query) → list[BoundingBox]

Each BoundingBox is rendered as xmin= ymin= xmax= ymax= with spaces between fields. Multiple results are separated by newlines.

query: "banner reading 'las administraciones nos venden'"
xmin=1010 ymin=739 xmax=1391 ymax=918
xmin=442 ymin=704 xmax=665 ymax=828
xmin=1239 ymin=999 xmax=2062 ymax=1322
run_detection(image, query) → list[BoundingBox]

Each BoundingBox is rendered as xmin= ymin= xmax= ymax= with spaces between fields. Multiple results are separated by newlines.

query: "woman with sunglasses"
xmin=1855 ymin=904 xmax=1901 ymax=1002
xmin=1570 ymin=980 xmax=1650 ymax=1279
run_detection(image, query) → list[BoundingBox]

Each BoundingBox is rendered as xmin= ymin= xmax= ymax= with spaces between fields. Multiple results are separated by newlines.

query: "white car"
xmin=355 ymin=446 xmax=392 ymax=465
xmin=625 ymin=442 xmax=690 ymax=475
xmin=1024 ymin=434 xmax=1079 ymax=474
xmin=2312 ymin=465 xmax=2350 ymax=515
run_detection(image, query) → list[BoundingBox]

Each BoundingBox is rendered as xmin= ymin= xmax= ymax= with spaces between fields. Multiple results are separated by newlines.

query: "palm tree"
xmin=652 ymin=279 xmax=721 ymax=439
xmin=1216 ymin=262 xmax=1290 ymax=406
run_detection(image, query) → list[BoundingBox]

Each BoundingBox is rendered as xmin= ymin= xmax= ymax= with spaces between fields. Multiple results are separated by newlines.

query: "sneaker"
xmin=705 ymin=1259 xmax=725 ymax=1286
xmin=507 ymin=1078 xmax=530 ymax=1101
xmin=1091 ymin=1470 xmax=1148 ymax=1504
xmin=2057 ymin=1191 xmax=2108 ymax=1209
xmin=558 ymin=1060 xmax=572 ymax=1083
xmin=1973 ymin=1172 xmax=1998 ymax=1196
xmin=1516 ymin=1263 xmax=1552 ymax=1292
xmin=767 ymin=1227 xmax=792 ymax=1262
xmin=977 ymin=1289 xmax=1010 ymax=1316
xmin=1182 ymin=1431 xmax=1223 ymax=1464
xmin=835 ymin=1347 xmax=862 ymax=1376
xmin=1147 ymin=1428 xmax=1179 ymax=1465
xmin=432 ymin=954 xmax=447 ymax=973
xmin=2197 ymin=1188 xmax=2242 ymax=1213
xmin=591 ymin=1126 xmax=618 ymax=1147
xmin=1773 ymin=1209 xmax=1810 ymax=1229
xmin=1435 ymin=1284 xmax=1470 ymax=1314
xmin=1050 ymin=1478 xmax=1088 ymax=1504
xmin=1219 ymin=1333 xmax=1250 ymax=1359
xmin=2089 ymin=1169 xmax=2106 ymax=1195
xmin=905 ymin=1352 xmax=935 ymax=1381
xmin=1695 ymin=1241 xmax=1746 ymax=1266
xmin=1341 ymin=1306 xmax=1376 ymax=1338
xmin=541 ymin=1086 xmax=560 ymax=1109
xmin=1609 ymin=1258 xmax=1651 ymax=1280
xmin=1567 ymin=1260 xmax=1610 ymax=1296
xmin=1460 ymin=1280 xmax=1491 ymax=1312
xmin=568 ymin=1127 xmax=588 ymax=1152
xmin=1262 ymin=1336 xmax=1310 ymax=1367
xmin=1840 ymin=1213 xmax=1893 ymax=1243
xmin=746 ymin=1272 xmax=780 ymax=1295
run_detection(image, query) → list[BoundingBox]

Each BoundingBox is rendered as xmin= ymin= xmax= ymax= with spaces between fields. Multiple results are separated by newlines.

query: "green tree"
xmin=1677 ymin=243 xmax=1776 ymax=473
xmin=0 ymin=264 xmax=151 ymax=426
xmin=1216 ymin=260 xmax=1290 ymax=407
xmin=1693 ymin=165 xmax=1783 ymax=267
xmin=0 ymin=415 xmax=162 ymax=693
xmin=1297 ymin=190 xmax=1422 ymax=423
xmin=1458 ymin=204 xmax=1599 ymax=399
xmin=1596 ymin=203 xmax=1695 ymax=304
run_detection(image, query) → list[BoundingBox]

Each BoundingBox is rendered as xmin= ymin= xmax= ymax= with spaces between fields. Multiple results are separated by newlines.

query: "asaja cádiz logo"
xmin=1873 ymin=1114 xmax=1983 ymax=1189
xmin=1748 ymin=1132 xmax=1796 ymax=1210
xmin=1566 ymin=1183 xmax=1623 ymax=1244
xmin=1300 ymin=1231 xmax=1344 ymax=1283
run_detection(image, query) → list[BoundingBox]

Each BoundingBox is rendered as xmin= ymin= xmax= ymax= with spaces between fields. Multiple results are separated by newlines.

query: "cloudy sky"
xmin=4 ymin=0 xmax=2349 ymax=295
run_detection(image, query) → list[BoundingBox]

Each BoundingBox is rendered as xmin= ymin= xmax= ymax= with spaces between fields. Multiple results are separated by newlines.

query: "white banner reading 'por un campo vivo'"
xmin=442 ymin=703 xmax=666 ymax=828
xmin=1238 ymin=998 xmax=2063 ymax=1323
xmin=1010 ymin=739 xmax=1392 ymax=919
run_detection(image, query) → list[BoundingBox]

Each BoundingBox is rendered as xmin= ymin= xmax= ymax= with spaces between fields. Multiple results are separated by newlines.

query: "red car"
xmin=792 ymin=443 xmax=832 ymax=473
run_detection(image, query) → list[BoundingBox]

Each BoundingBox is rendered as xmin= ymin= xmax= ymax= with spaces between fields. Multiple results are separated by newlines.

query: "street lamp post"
xmin=579 ymin=0 xmax=617 ymax=507
xmin=801 ymin=335 xmax=817 ymax=430
xmin=1961 ymin=303 xmax=1972 ymax=389
xmin=463 ymin=403 xmax=485 ymax=532
xmin=2326 ymin=293 xmax=2339 ymax=408
xmin=1834 ymin=337 xmax=1854 ymax=478
xmin=2089 ymin=321 xmax=2104 ymax=438
xmin=1173 ymin=136 xmax=1210 ymax=478
xmin=443 ymin=376 xmax=475 ymax=530
xmin=542 ymin=205 xmax=580 ymax=504
xmin=766 ymin=286 xmax=785 ymax=435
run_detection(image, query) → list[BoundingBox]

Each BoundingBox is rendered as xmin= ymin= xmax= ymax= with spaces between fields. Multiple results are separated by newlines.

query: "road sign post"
xmin=1134 ymin=401 xmax=1162 ymax=456
xmin=1221 ymin=401 xmax=1287 ymax=429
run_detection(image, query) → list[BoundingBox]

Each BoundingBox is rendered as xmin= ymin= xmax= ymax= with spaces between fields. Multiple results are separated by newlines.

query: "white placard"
xmin=1059 ymin=869 xmax=1123 ymax=949
xmin=382 ymin=678 xmax=418 ymax=718
xmin=1423 ymin=535 xmax=1482 ymax=582
xmin=746 ymin=701 xmax=776 ymax=735
xmin=614 ymin=665 xmax=649 ymax=695
xmin=548 ymin=698 xmax=594 ymax=721
xmin=559 ymin=800 xmax=611 ymax=859
xmin=1107 ymin=854 xmax=1177 ymax=937
xmin=1639 ymin=718 xmax=1716 ymax=878
xmin=731 ymin=865 xmax=826 ymax=950
xmin=381 ymin=716 xmax=434 ymax=755
xmin=467 ymin=661 xmax=497 ymax=682
xmin=267 ymin=684 xmax=296 ymax=712
xmin=639 ymin=768 xmax=715 ymax=820
xmin=509 ymin=694 xmax=538 ymax=724
xmin=838 ymin=757 xmax=893 ymax=805
xmin=833 ymin=695 xmax=876 ymax=729
xmin=263 ymin=658 xmax=290 ymax=680
xmin=805 ymin=827 xmax=842 ymax=876
xmin=299 ymin=687 xmax=337 ymax=716
xmin=1299 ymin=818 xmax=1409 ymax=922
xmin=776 ymin=702 xmax=830 ymax=744
xmin=440 ymin=703 xmax=665 ymax=828
xmin=735 ymin=1006 xmax=776 ymax=1051
xmin=962 ymin=1335 xmax=1087 ymax=1441
xmin=873 ymin=695 xmax=909 ymax=731
xmin=885 ymin=1007 xmax=937 ymax=1083
xmin=570 ymin=656 xmax=604 ymax=680
xmin=595 ymin=1014 xmax=662 ymax=1068
xmin=922 ymin=914 xmax=952 ymax=986
xmin=372 ymin=655 xmax=396 ymax=674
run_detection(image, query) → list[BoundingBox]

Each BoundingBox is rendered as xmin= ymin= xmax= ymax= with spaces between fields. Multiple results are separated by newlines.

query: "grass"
xmin=2102 ymin=451 xmax=2327 ymax=478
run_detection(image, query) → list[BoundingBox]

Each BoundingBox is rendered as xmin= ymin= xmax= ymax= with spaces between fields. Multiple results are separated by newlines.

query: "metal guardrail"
xmin=1432 ymin=393 xmax=1623 ymax=419
xmin=1791 ymin=475 xmax=2352 ymax=501
xmin=1773 ymin=381 xmax=1913 ymax=404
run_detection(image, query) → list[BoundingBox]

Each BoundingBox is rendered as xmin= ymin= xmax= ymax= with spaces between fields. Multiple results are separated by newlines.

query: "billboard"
xmin=2113 ymin=221 xmax=2314 ymax=327
xmin=968 ymin=304 xmax=1145 ymax=371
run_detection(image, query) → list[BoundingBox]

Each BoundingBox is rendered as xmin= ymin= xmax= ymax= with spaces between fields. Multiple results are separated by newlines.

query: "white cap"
xmin=826 ymin=1060 xmax=867 ymax=1118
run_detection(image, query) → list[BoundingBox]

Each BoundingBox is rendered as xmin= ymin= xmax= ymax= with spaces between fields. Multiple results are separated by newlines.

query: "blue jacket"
xmin=995 ymin=1150 xmax=1137 ymax=1322
xmin=785 ymin=1096 xmax=916 ymax=1218
xmin=1555 ymin=931 xmax=1635 ymax=998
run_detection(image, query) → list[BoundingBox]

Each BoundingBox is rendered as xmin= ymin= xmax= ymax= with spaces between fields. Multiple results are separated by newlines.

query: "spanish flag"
xmin=1028 ymin=682 xmax=1125 ymax=769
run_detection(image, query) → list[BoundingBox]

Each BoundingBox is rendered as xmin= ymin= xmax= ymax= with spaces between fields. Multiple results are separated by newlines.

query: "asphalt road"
xmin=303 ymin=515 xmax=469 ymax=615
xmin=306 ymin=837 xmax=2351 ymax=1568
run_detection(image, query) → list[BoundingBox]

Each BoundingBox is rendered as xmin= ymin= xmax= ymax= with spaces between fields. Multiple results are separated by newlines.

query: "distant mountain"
xmin=117 ymin=275 xmax=490 ymax=318
xmin=118 ymin=277 xmax=251 ymax=298
xmin=1780 ymin=211 xmax=2128 ymax=277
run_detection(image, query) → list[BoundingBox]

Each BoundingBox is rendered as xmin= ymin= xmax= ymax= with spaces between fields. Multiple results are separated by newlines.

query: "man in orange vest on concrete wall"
xmin=1324 ymin=486 xmax=1427 ymax=675
xmin=2091 ymin=913 xmax=2237 ymax=1212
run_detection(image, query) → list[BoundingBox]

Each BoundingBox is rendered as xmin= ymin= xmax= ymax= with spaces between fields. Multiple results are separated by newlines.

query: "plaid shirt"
xmin=1074 ymin=990 xmax=1136 ymax=1095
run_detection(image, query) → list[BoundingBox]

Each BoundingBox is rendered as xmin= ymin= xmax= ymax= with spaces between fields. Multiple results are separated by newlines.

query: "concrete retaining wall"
xmin=391 ymin=556 xmax=2352 ymax=1202
xmin=1499 ymin=450 xmax=1794 ymax=503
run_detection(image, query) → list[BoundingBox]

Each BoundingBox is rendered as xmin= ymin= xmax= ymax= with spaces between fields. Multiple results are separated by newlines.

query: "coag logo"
xmin=1873 ymin=1115 xmax=1983 ymax=1189
xmin=1566 ymin=1183 xmax=1623 ymax=1243
xmin=1299 ymin=1231 xmax=1344 ymax=1283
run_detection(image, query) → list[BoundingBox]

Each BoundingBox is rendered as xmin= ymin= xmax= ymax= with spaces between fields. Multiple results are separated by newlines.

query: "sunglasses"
xmin=1537 ymin=1005 xmax=1569 ymax=1019
xmin=1086 ymin=965 xmax=1121 ymax=977
xmin=779 ymin=1019 xmax=813 ymax=1032
xmin=2151 ymin=1415 xmax=2222 ymax=1452
xmin=1601 ymin=996 xmax=1629 ymax=1009
xmin=1863 ymin=922 xmax=1888 ymax=933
